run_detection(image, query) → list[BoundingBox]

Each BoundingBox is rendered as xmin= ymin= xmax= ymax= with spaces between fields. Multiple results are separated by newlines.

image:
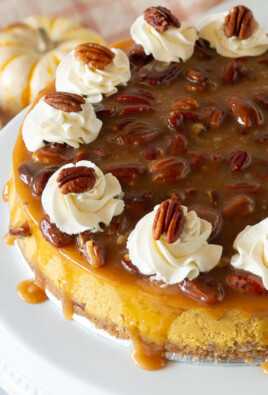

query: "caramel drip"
xmin=2 ymin=181 xmax=9 ymax=202
xmin=17 ymin=279 xmax=48 ymax=304
xmin=261 ymin=361 xmax=268 ymax=376
xmin=4 ymin=232 xmax=15 ymax=245
xmin=62 ymin=263 xmax=74 ymax=320
xmin=129 ymin=329 xmax=167 ymax=370
xmin=62 ymin=296 xmax=74 ymax=320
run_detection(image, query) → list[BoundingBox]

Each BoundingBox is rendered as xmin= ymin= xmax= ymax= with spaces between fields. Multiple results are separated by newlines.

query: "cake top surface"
xmin=13 ymin=5 xmax=268 ymax=308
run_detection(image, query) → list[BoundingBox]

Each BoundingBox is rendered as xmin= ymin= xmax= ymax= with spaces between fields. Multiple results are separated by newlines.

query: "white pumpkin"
xmin=0 ymin=15 xmax=106 ymax=115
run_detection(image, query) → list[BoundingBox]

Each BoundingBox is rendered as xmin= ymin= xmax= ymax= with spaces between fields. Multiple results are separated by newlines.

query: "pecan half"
xmin=202 ymin=107 xmax=225 ymax=127
xmin=150 ymin=157 xmax=190 ymax=183
xmin=32 ymin=167 xmax=58 ymax=196
xmin=93 ymin=103 xmax=116 ymax=119
xmin=152 ymin=199 xmax=185 ymax=243
xmin=168 ymin=110 xmax=200 ymax=132
xmin=172 ymin=97 xmax=199 ymax=112
xmin=137 ymin=60 xmax=181 ymax=86
xmin=167 ymin=135 xmax=187 ymax=156
xmin=128 ymin=44 xmax=148 ymax=60
xmin=223 ymin=6 xmax=255 ymax=40
xmin=227 ymin=271 xmax=268 ymax=295
xmin=191 ymin=206 xmax=222 ymax=241
xmin=222 ymin=195 xmax=255 ymax=219
xmin=115 ymin=119 xmax=160 ymax=145
xmin=19 ymin=163 xmax=34 ymax=186
xmin=102 ymin=163 xmax=145 ymax=182
xmin=194 ymin=39 xmax=211 ymax=60
xmin=222 ymin=60 xmax=247 ymax=84
xmin=57 ymin=166 xmax=96 ymax=195
xmin=224 ymin=182 xmax=261 ymax=194
xmin=40 ymin=218 xmax=74 ymax=248
xmin=186 ymin=69 xmax=210 ymax=91
xmin=84 ymin=239 xmax=105 ymax=268
xmin=121 ymin=255 xmax=141 ymax=275
xmin=74 ymin=43 xmax=115 ymax=70
xmin=114 ymin=89 xmax=154 ymax=106
xmin=32 ymin=147 xmax=72 ymax=164
xmin=9 ymin=222 xmax=31 ymax=237
xmin=228 ymin=96 xmax=263 ymax=128
xmin=44 ymin=92 xmax=85 ymax=112
xmin=144 ymin=6 xmax=180 ymax=32
xmin=228 ymin=150 xmax=251 ymax=172
xmin=179 ymin=277 xmax=225 ymax=304
xmin=255 ymin=92 xmax=268 ymax=108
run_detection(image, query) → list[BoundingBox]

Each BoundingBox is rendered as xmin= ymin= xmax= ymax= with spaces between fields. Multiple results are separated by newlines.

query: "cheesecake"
xmin=6 ymin=5 xmax=268 ymax=370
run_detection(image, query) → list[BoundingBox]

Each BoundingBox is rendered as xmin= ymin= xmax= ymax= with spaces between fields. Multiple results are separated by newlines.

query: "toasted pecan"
xmin=74 ymin=43 xmax=115 ymax=70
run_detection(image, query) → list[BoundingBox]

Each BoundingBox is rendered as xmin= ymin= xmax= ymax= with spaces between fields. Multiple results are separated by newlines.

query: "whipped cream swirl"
xmin=231 ymin=218 xmax=268 ymax=290
xmin=55 ymin=48 xmax=131 ymax=102
xmin=42 ymin=160 xmax=124 ymax=235
xmin=127 ymin=205 xmax=222 ymax=284
xmin=198 ymin=12 xmax=268 ymax=57
xmin=22 ymin=96 xmax=102 ymax=152
xmin=130 ymin=15 xmax=197 ymax=63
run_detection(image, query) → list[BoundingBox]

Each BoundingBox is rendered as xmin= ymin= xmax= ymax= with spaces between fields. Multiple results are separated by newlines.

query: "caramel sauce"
xmin=9 ymin=39 xmax=268 ymax=369
xmin=16 ymin=279 xmax=48 ymax=304
xmin=129 ymin=329 xmax=167 ymax=370
xmin=2 ymin=181 xmax=9 ymax=202
xmin=62 ymin=263 xmax=74 ymax=320
xmin=62 ymin=296 xmax=74 ymax=320
xmin=11 ymin=39 xmax=268 ymax=317
xmin=4 ymin=232 xmax=15 ymax=245
xmin=261 ymin=361 xmax=268 ymax=376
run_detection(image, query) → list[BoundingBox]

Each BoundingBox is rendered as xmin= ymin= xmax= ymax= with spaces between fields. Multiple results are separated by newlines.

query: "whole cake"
xmin=6 ymin=5 xmax=268 ymax=370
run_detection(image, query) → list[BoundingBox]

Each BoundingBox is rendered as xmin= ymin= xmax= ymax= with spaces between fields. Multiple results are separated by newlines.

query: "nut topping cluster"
xmin=74 ymin=43 xmax=115 ymax=70
xmin=144 ymin=6 xmax=180 ymax=32
xmin=44 ymin=92 xmax=85 ymax=112
xmin=17 ymin=5 xmax=268 ymax=303
xmin=56 ymin=166 xmax=97 ymax=195
xmin=223 ymin=5 xmax=255 ymax=40
xmin=152 ymin=199 xmax=185 ymax=243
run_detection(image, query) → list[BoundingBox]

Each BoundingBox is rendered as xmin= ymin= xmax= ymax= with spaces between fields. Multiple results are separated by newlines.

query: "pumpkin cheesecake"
xmin=6 ymin=5 xmax=268 ymax=370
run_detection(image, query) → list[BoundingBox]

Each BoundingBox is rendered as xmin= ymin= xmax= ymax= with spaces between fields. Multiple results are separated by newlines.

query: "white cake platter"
xmin=0 ymin=1 xmax=268 ymax=394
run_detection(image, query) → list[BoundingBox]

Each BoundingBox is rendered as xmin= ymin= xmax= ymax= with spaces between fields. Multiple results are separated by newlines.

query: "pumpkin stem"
xmin=38 ymin=28 xmax=54 ymax=53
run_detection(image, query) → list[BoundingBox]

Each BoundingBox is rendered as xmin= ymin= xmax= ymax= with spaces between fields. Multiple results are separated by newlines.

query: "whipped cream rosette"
xmin=198 ymin=6 xmax=268 ymax=57
xmin=22 ymin=92 xmax=102 ymax=152
xmin=42 ymin=160 xmax=124 ymax=235
xmin=56 ymin=43 xmax=131 ymax=102
xmin=127 ymin=200 xmax=222 ymax=285
xmin=130 ymin=6 xmax=197 ymax=63
xmin=231 ymin=218 xmax=268 ymax=290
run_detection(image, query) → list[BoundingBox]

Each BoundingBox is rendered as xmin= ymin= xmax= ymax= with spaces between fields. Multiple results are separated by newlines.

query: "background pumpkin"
xmin=0 ymin=15 xmax=105 ymax=116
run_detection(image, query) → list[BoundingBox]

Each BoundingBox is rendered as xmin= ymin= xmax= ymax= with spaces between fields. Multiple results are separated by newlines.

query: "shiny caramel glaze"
xmin=130 ymin=330 xmax=167 ymax=370
xmin=8 ymin=39 xmax=268 ymax=370
xmin=16 ymin=279 xmax=48 ymax=304
xmin=2 ymin=181 xmax=9 ymax=202
xmin=12 ymin=39 xmax=268 ymax=316
xmin=4 ymin=232 xmax=15 ymax=245
xmin=261 ymin=361 xmax=268 ymax=375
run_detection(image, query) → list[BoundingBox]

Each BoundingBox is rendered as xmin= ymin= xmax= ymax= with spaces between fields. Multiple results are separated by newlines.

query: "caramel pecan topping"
xmin=223 ymin=5 xmax=255 ymax=40
xmin=152 ymin=199 xmax=185 ymax=243
xmin=74 ymin=43 xmax=115 ymax=70
xmin=40 ymin=218 xmax=74 ymax=248
xmin=57 ymin=166 xmax=97 ymax=195
xmin=84 ymin=239 xmax=105 ymax=268
xmin=44 ymin=92 xmax=85 ymax=112
xmin=144 ymin=6 xmax=180 ymax=32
